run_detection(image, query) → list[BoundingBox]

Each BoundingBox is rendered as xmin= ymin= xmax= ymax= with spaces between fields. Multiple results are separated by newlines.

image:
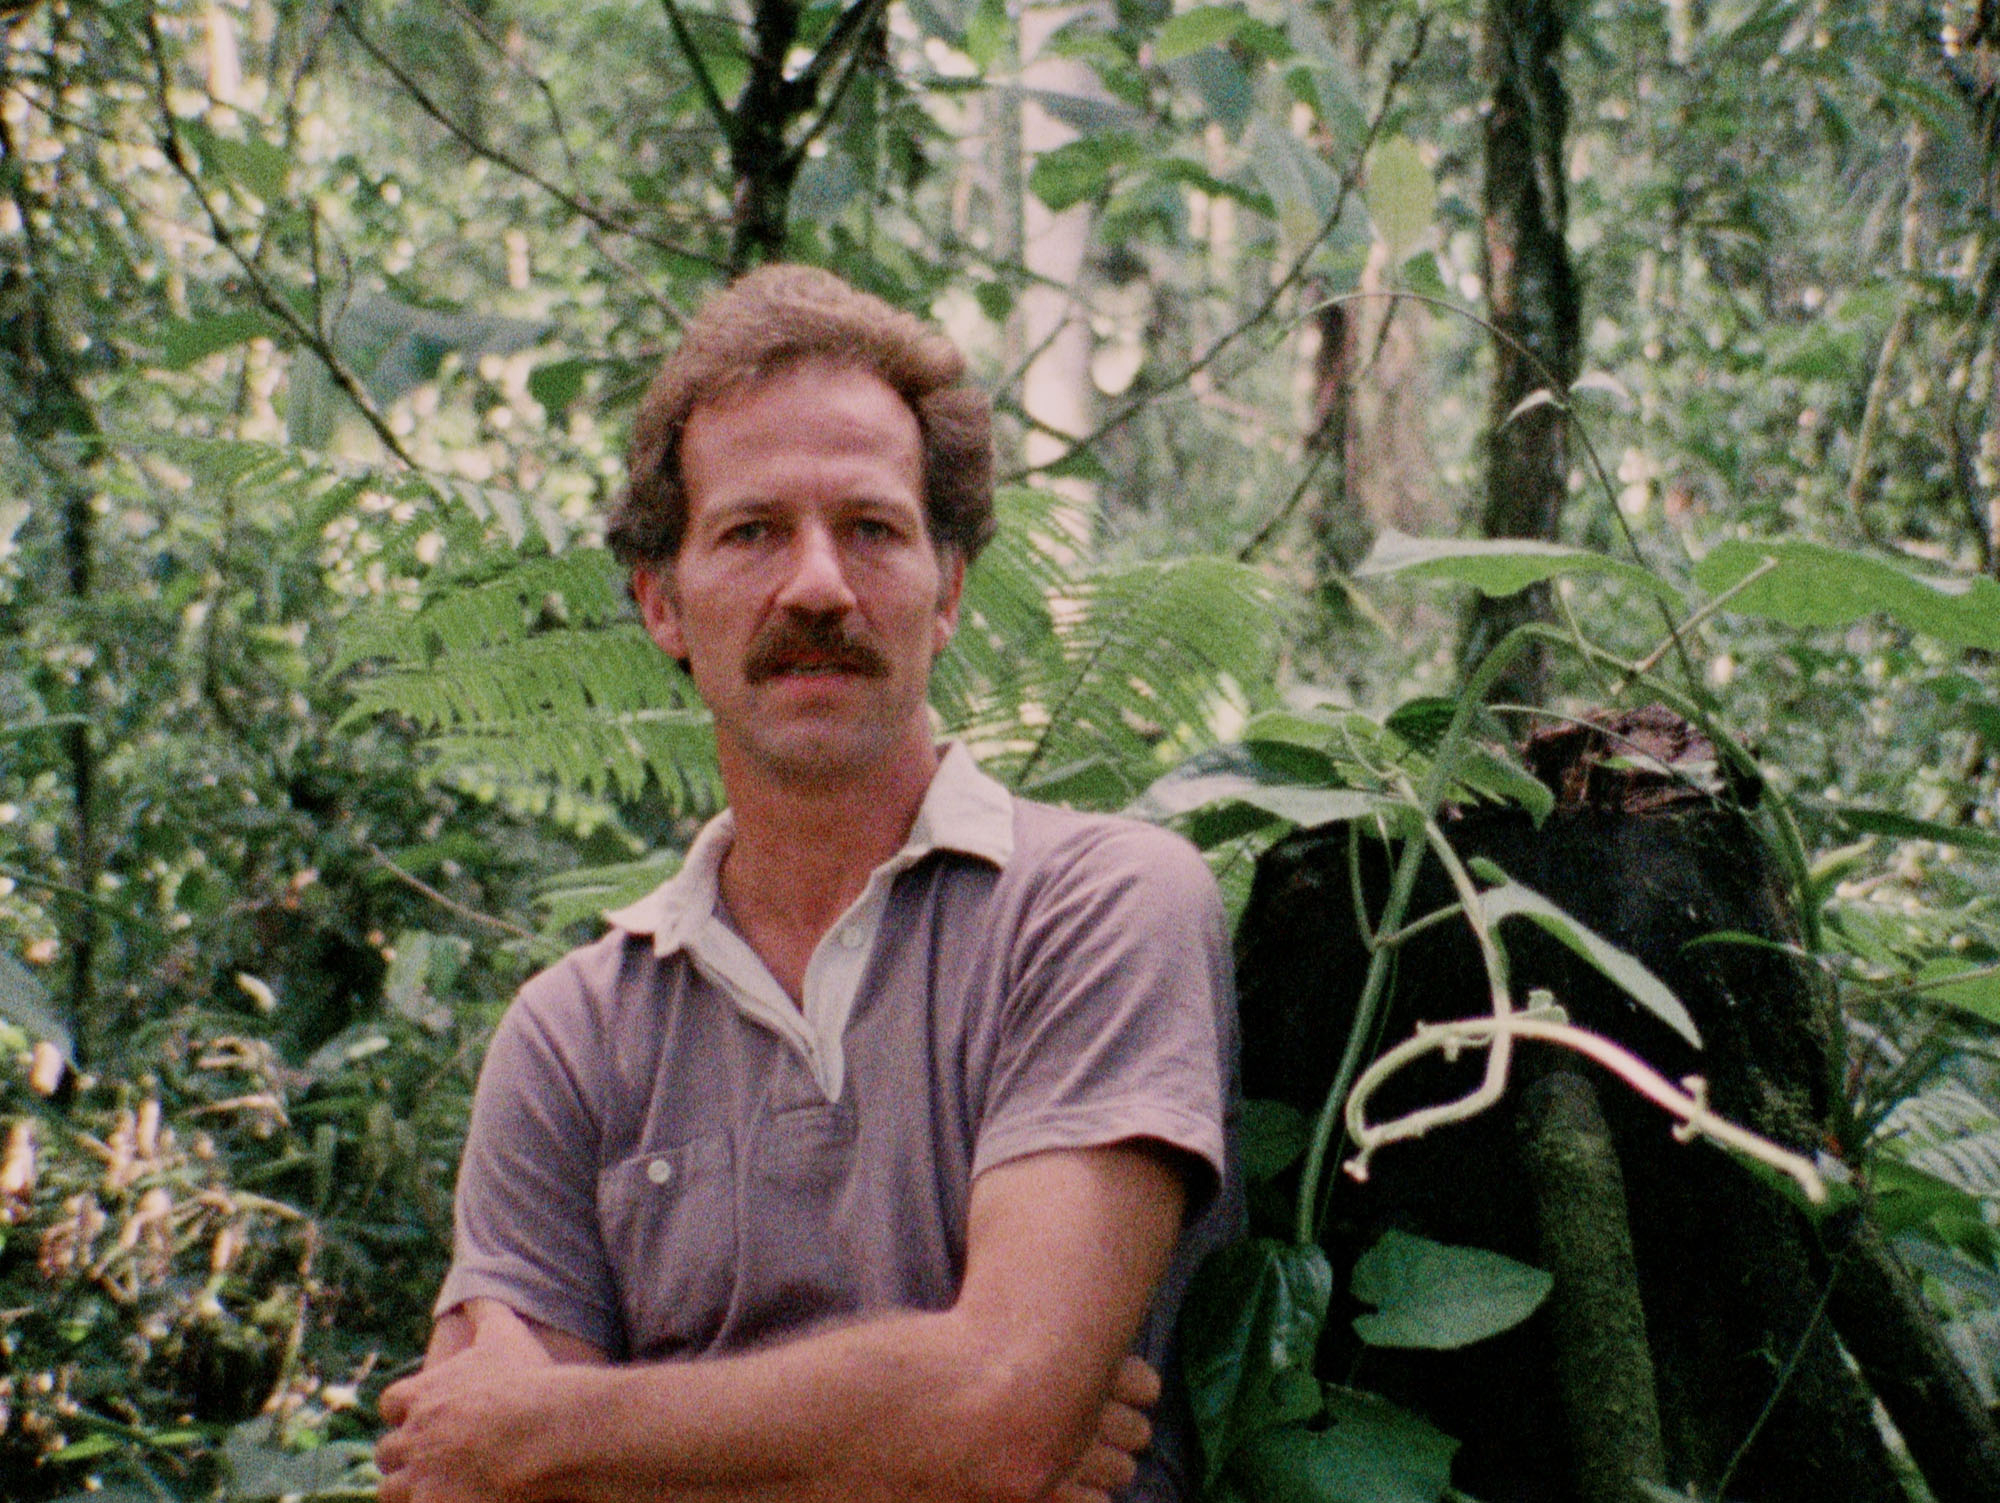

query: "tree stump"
xmin=1234 ymin=705 xmax=2000 ymax=1503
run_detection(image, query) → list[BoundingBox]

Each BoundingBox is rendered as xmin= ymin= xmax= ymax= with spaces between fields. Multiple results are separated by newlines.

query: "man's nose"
xmin=775 ymin=524 xmax=857 ymax=614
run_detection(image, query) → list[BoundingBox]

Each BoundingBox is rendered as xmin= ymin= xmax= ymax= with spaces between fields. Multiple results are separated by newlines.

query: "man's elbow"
xmin=948 ymin=1352 xmax=1108 ymax=1503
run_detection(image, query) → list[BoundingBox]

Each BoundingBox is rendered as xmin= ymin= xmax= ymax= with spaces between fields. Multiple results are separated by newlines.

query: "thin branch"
xmin=140 ymin=13 xmax=420 ymax=469
xmin=363 ymin=843 xmax=543 ymax=945
xmin=782 ymin=0 xmax=892 ymax=170
xmin=334 ymin=0 xmax=722 ymax=267
xmin=1236 ymin=423 xmax=1343 ymax=561
xmin=656 ymin=0 xmax=736 ymax=141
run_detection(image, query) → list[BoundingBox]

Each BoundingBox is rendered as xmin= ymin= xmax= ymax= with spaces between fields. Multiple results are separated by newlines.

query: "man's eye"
xmin=852 ymin=518 xmax=899 ymax=543
xmin=721 ymin=520 xmax=769 ymax=544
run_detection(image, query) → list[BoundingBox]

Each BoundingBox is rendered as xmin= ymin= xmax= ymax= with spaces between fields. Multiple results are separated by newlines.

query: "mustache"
xmin=743 ymin=613 xmax=890 ymax=684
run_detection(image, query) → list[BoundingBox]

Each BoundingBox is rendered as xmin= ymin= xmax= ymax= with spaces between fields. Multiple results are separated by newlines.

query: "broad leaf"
xmin=1693 ymin=538 xmax=2000 ymax=651
xmin=1912 ymin=958 xmax=2000 ymax=1026
xmin=1364 ymin=137 xmax=1433 ymax=265
xmin=180 ymin=118 xmax=292 ymax=201
xmin=1180 ymin=1239 xmax=1333 ymax=1482
xmin=1350 ymin=1230 xmax=1552 ymax=1349
xmin=1230 ymin=1388 xmax=1458 ymax=1503
xmin=1356 ymin=530 xmax=1683 ymax=607
xmin=153 ymin=310 xmax=280 ymax=369
xmin=1156 ymin=4 xmax=1250 ymax=62
xmin=1241 ymin=1098 xmax=1309 ymax=1182
xmin=1466 ymin=859 xmax=1703 ymax=1048
xmin=1028 ymin=135 xmax=1139 ymax=212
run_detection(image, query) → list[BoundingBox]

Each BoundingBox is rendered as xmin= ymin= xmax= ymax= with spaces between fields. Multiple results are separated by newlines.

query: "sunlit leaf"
xmin=1156 ymin=4 xmax=1249 ymax=62
xmin=1028 ymin=135 xmax=1141 ymax=212
xmin=1693 ymin=538 xmax=2000 ymax=651
xmin=153 ymin=310 xmax=281 ymax=369
xmin=1363 ymin=137 xmax=1432 ymax=266
xmin=1355 ymin=530 xmax=1684 ymax=606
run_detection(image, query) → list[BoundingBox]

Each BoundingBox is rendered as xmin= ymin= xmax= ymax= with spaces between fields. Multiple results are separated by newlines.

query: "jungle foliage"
xmin=1 ymin=0 xmax=1997 ymax=1497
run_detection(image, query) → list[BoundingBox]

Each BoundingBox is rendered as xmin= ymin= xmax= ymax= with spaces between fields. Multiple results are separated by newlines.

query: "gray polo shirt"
xmin=436 ymin=745 xmax=1240 ymax=1497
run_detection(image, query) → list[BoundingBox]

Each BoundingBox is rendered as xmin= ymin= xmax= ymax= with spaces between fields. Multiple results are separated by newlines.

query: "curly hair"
xmin=606 ymin=265 xmax=995 ymax=566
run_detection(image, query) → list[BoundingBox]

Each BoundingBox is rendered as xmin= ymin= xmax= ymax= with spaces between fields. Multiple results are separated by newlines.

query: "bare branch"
xmin=140 ymin=13 xmax=421 ymax=469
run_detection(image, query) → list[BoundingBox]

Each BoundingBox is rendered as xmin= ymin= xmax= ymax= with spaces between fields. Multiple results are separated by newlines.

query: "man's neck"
xmin=715 ymin=739 xmax=941 ymax=998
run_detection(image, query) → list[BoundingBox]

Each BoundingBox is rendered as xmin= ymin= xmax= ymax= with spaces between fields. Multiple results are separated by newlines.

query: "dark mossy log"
xmin=1235 ymin=706 xmax=2000 ymax=1503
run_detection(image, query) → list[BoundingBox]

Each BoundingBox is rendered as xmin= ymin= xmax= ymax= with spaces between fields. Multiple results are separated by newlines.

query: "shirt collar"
xmin=604 ymin=741 xmax=1014 ymax=950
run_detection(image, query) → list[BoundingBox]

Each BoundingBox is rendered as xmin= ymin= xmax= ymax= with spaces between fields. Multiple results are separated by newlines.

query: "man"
xmin=375 ymin=265 xmax=1239 ymax=1502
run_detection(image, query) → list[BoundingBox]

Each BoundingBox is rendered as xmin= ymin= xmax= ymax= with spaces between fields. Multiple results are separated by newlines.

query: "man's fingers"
xmin=1068 ymin=1438 xmax=1140 ymax=1493
xmin=1096 ymin=1398 xmax=1151 ymax=1455
xmin=378 ymin=1376 xmax=414 ymax=1429
xmin=1108 ymin=1353 xmax=1161 ymax=1410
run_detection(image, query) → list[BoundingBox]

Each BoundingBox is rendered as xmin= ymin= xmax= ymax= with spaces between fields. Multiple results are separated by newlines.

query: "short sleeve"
xmin=433 ymin=971 xmax=624 ymax=1356
xmin=972 ymin=820 xmax=1232 ymax=1198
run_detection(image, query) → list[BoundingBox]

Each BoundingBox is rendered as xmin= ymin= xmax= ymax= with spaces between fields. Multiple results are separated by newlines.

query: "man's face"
xmin=634 ymin=359 xmax=964 ymax=789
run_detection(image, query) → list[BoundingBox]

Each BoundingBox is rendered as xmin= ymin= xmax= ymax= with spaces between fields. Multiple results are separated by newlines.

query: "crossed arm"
xmin=374 ymin=1141 xmax=1187 ymax=1503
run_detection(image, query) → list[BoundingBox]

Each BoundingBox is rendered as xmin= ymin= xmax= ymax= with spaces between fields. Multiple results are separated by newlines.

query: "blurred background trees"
xmin=1 ymin=0 xmax=1997 ymax=1496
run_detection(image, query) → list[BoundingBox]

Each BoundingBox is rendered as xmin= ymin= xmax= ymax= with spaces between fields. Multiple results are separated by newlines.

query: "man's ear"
xmin=632 ymin=564 xmax=688 ymax=660
xmin=932 ymin=551 xmax=966 ymax=656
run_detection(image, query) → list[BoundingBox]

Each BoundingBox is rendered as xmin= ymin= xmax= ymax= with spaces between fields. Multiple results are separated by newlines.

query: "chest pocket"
xmin=596 ymin=1131 xmax=735 ymax=1359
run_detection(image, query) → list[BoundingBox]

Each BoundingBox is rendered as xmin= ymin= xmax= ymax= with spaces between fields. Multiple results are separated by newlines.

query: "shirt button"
xmin=646 ymin=1157 xmax=673 ymax=1185
xmin=839 ymin=926 xmax=864 ymax=950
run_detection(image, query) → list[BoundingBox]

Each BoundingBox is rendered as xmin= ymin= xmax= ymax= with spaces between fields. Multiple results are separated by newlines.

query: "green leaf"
xmin=1465 ymin=859 xmax=1703 ymax=1048
xmin=1028 ymin=134 xmax=1140 ymax=212
xmin=1797 ymin=797 xmax=2000 ymax=856
xmin=180 ymin=118 xmax=292 ymax=201
xmin=1383 ymin=696 xmax=1458 ymax=755
xmin=1131 ymin=743 xmax=1395 ymax=838
xmin=152 ymin=310 xmax=280 ymax=369
xmin=1355 ymin=530 xmax=1684 ymax=607
xmin=1693 ymin=538 xmax=2000 ymax=652
xmin=1458 ymin=745 xmax=1555 ymax=826
xmin=1019 ymin=755 xmax=1136 ymax=810
xmin=1363 ymin=137 xmax=1432 ymax=265
xmin=1351 ymin=1229 xmax=1553 ymax=1349
xmin=528 ymin=357 xmax=592 ymax=414
xmin=0 ymin=950 xmax=71 ymax=1059
xmin=963 ymin=0 xmax=1009 ymax=69
xmin=1912 ymin=958 xmax=2000 ymax=1026
xmin=1156 ymin=4 xmax=1249 ymax=62
xmin=1230 ymin=1388 xmax=1458 ymax=1502
xmin=1180 ymin=1238 xmax=1333 ymax=1482
xmin=1241 ymin=1098 xmax=1309 ymax=1182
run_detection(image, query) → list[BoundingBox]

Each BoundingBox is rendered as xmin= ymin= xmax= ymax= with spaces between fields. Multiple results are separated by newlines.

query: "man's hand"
xmin=376 ymin=1301 xmax=567 ymax=1503
xmin=1054 ymin=1354 xmax=1160 ymax=1503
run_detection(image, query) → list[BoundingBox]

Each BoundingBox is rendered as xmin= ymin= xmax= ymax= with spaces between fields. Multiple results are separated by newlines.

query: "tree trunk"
xmin=1463 ymin=0 xmax=1580 ymax=710
xmin=729 ymin=0 xmax=808 ymax=269
xmin=1234 ymin=708 xmax=1995 ymax=1503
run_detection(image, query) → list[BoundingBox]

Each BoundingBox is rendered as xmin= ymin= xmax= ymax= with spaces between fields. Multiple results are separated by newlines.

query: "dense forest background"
xmin=2 ymin=0 xmax=1997 ymax=1497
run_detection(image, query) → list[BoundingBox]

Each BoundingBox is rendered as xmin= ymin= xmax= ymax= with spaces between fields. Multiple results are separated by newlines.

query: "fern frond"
xmin=342 ymin=620 xmax=720 ymax=807
xmin=535 ymin=849 xmax=685 ymax=935
xmin=955 ymin=553 xmax=1278 ymax=802
xmin=1879 ymin=1081 xmax=2000 ymax=1195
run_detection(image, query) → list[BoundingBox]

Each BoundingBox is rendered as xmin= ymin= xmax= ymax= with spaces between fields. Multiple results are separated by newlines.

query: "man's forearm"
xmin=378 ymin=1146 xmax=1184 ymax=1503
xmin=525 ymin=1305 xmax=1090 ymax=1502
